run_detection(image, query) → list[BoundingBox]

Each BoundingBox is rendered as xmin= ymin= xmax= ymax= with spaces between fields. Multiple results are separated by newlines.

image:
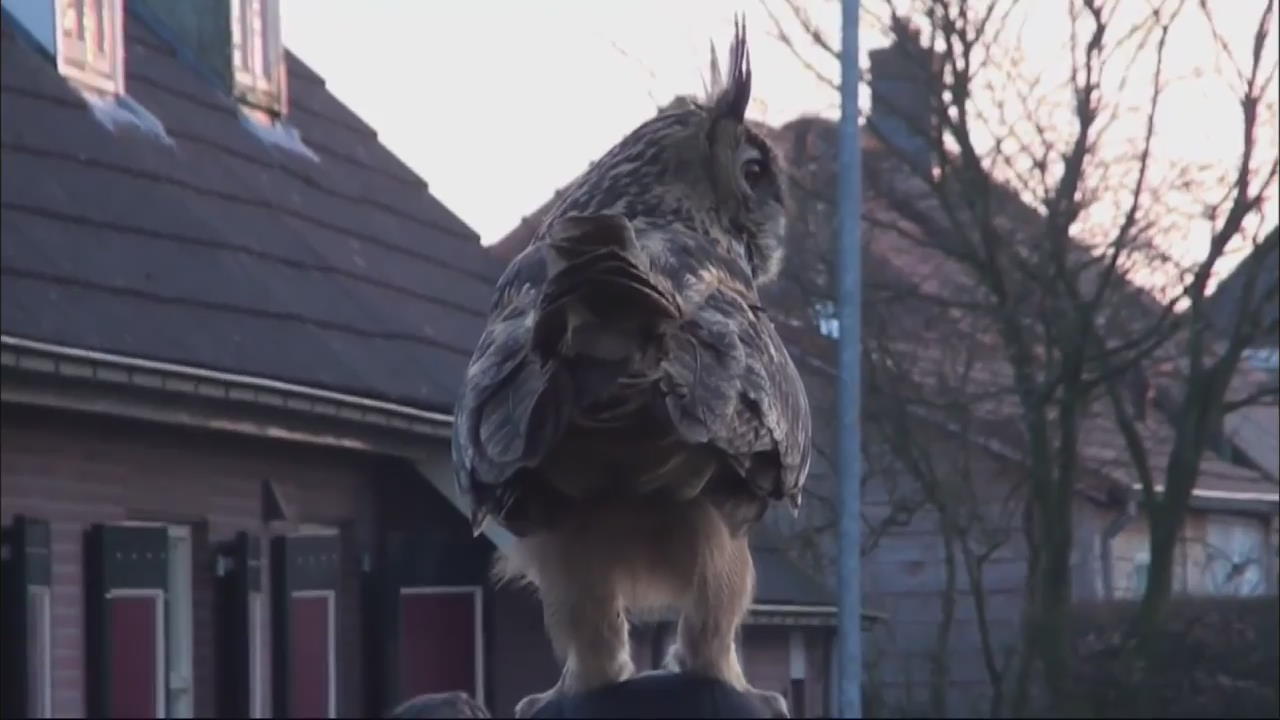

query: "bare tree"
xmin=775 ymin=271 xmax=1022 ymax=716
xmin=768 ymin=118 xmax=1024 ymax=715
xmin=763 ymin=0 xmax=1278 ymax=713
xmin=1098 ymin=0 xmax=1279 ymax=668
xmin=866 ymin=339 xmax=1021 ymax=717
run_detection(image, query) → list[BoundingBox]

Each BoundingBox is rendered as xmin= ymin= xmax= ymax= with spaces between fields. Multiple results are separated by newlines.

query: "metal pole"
xmin=836 ymin=0 xmax=863 ymax=717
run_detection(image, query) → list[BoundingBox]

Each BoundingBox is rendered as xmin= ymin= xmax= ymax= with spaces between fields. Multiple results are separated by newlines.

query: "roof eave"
xmin=0 ymin=334 xmax=455 ymax=446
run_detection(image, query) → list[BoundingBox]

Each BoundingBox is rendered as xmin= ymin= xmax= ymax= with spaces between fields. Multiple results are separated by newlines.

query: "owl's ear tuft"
xmin=706 ymin=15 xmax=752 ymax=124
xmin=703 ymin=39 xmax=723 ymax=101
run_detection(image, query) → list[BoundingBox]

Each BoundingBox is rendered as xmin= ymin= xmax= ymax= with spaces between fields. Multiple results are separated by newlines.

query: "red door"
xmin=397 ymin=589 xmax=479 ymax=703
xmin=289 ymin=592 xmax=334 ymax=718
xmin=108 ymin=593 xmax=163 ymax=718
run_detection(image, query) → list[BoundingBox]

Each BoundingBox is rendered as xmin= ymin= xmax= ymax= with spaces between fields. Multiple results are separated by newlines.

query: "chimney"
xmin=868 ymin=16 xmax=939 ymax=176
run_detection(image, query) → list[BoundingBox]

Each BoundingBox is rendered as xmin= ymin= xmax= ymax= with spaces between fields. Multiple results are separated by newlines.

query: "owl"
xmin=452 ymin=18 xmax=811 ymax=719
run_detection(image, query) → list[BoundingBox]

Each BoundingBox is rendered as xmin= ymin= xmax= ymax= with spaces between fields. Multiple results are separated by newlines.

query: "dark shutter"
xmin=789 ymin=678 xmax=806 ymax=718
xmin=381 ymin=531 xmax=489 ymax=709
xmin=271 ymin=533 xmax=340 ymax=719
xmin=2 ymin=516 xmax=52 ymax=719
xmin=215 ymin=532 xmax=262 ymax=717
xmin=362 ymin=541 xmax=391 ymax=716
xmin=84 ymin=524 xmax=169 ymax=719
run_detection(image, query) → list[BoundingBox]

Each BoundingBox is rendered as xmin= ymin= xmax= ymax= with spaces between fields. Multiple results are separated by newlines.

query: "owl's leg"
xmin=514 ymin=579 xmax=635 ymax=718
xmin=663 ymin=530 xmax=790 ymax=718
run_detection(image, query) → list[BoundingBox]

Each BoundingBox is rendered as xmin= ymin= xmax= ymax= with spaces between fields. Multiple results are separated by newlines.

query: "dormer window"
xmin=230 ymin=0 xmax=285 ymax=117
xmin=57 ymin=0 xmax=123 ymax=95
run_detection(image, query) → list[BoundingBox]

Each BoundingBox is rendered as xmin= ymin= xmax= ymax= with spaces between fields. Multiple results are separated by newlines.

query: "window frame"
xmin=4 ymin=516 xmax=54 ymax=719
xmin=397 ymin=585 xmax=486 ymax=704
xmin=290 ymin=589 xmax=338 ymax=718
xmin=26 ymin=584 xmax=54 ymax=718
xmin=116 ymin=521 xmax=196 ymax=716
xmin=1131 ymin=551 xmax=1150 ymax=598
xmin=230 ymin=0 xmax=287 ymax=116
xmin=104 ymin=587 xmax=168 ymax=718
xmin=1204 ymin=515 xmax=1266 ymax=596
xmin=56 ymin=0 xmax=124 ymax=96
xmin=271 ymin=528 xmax=342 ymax=719
xmin=249 ymin=590 xmax=267 ymax=718
xmin=165 ymin=525 xmax=196 ymax=718
xmin=787 ymin=628 xmax=807 ymax=719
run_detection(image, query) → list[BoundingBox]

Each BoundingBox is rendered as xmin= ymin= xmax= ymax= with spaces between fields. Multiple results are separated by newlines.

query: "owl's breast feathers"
xmin=453 ymin=214 xmax=811 ymax=536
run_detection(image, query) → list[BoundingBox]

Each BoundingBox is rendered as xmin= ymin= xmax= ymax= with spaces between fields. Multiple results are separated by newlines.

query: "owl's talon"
xmin=747 ymin=688 xmax=790 ymax=718
xmin=514 ymin=689 xmax=559 ymax=719
xmin=662 ymin=644 xmax=789 ymax=717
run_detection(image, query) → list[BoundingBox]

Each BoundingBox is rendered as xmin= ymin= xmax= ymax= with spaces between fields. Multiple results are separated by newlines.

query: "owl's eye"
xmin=741 ymin=157 xmax=767 ymax=188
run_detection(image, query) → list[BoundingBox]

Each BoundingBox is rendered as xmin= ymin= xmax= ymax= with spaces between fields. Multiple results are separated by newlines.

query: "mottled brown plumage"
xmin=452 ymin=17 xmax=811 ymax=718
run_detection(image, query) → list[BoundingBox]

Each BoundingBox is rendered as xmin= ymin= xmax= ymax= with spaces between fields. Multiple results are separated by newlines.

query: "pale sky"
xmin=283 ymin=1 xmax=1277 ymax=287
xmin=283 ymin=1 xmax=843 ymax=244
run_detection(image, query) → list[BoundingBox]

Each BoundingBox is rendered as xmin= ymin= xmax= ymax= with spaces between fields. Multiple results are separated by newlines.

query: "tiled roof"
xmin=752 ymin=546 xmax=837 ymax=607
xmin=1206 ymin=227 xmax=1279 ymax=346
xmin=1220 ymin=364 xmax=1278 ymax=482
xmin=1 ymin=9 xmax=504 ymax=413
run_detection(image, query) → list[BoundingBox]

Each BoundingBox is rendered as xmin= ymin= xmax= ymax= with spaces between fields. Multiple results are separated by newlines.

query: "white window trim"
xmin=1131 ymin=551 xmax=1151 ymax=599
xmin=230 ymin=0 xmax=286 ymax=114
xmin=166 ymin=525 xmax=195 ymax=719
xmin=249 ymin=591 xmax=266 ymax=719
xmin=293 ymin=524 xmax=340 ymax=537
xmin=788 ymin=629 xmax=806 ymax=681
xmin=55 ymin=0 xmax=124 ymax=96
xmin=1205 ymin=515 xmax=1268 ymax=597
xmin=114 ymin=522 xmax=196 ymax=715
xmin=399 ymin=586 xmax=486 ymax=703
xmin=27 ymin=585 xmax=54 ymax=719
xmin=291 ymin=589 xmax=338 ymax=719
xmin=106 ymin=588 xmax=167 ymax=718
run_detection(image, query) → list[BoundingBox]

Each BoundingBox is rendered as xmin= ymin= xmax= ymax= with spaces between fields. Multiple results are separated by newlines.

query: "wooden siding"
xmin=771 ymin=413 xmax=1119 ymax=716
xmin=0 ymin=404 xmax=379 ymax=718
xmin=778 ymin=409 xmax=1277 ymax=717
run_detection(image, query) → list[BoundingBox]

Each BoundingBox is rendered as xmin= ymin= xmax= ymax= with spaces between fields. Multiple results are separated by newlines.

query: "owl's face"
xmin=664 ymin=104 xmax=789 ymax=284
xmin=703 ymin=113 xmax=789 ymax=285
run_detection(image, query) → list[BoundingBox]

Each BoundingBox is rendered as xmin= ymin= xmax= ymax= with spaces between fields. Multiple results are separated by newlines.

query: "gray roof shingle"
xmin=1 ymin=9 xmax=504 ymax=412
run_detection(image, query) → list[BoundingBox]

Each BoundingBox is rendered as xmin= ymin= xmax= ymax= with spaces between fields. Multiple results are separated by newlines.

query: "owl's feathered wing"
xmin=452 ymin=214 xmax=810 ymax=536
